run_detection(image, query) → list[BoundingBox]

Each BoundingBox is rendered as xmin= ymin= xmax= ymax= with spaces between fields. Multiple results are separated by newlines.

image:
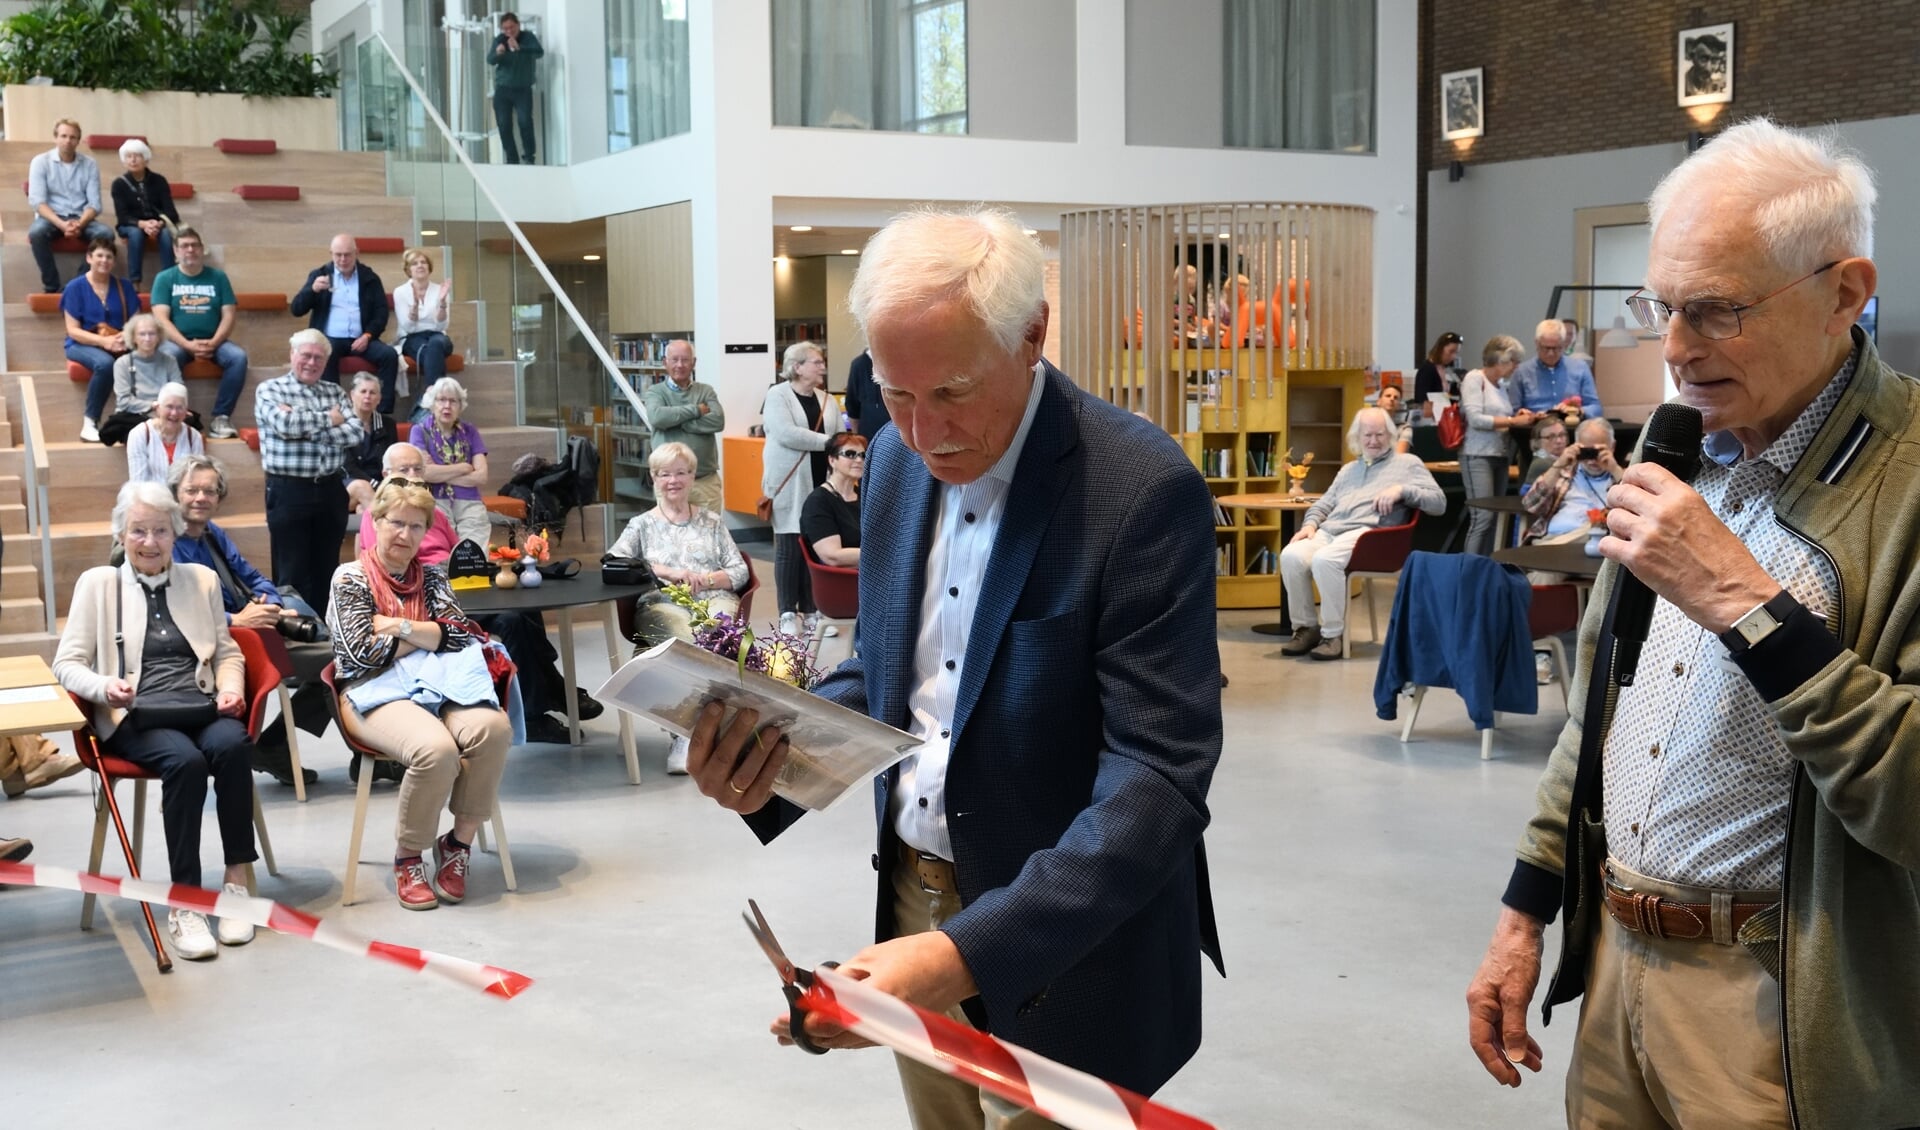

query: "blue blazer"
xmin=747 ymin=365 xmax=1224 ymax=1094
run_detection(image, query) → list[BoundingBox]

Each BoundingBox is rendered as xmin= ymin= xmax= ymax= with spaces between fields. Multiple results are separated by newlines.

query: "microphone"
xmin=1610 ymin=402 xmax=1705 ymax=685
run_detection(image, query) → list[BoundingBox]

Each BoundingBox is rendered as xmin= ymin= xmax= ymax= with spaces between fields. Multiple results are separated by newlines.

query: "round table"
xmin=1465 ymin=494 xmax=1534 ymax=551
xmin=1214 ymin=492 xmax=1320 ymax=635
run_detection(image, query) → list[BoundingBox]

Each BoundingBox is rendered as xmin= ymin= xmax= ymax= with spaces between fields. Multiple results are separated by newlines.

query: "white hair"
xmin=290 ymin=327 xmax=329 ymax=352
xmin=1533 ymin=319 xmax=1568 ymax=346
xmin=779 ymin=340 xmax=822 ymax=382
xmin=1649 ymin=117 xmax=1877 ymax=273
xmin=382 ymin=442 xmax=423 ymax=471
xmin=153 ymin=381 xmax=190 ymax=408
xmin=424 ymin=376 xmax=468 ymax=409
xmin=846 ymin=206 xmax=1046 ymax=355
xmin=349 ymin=371 xmax=383 ymax=392
xmin=1347 ymin=406 xmax=1395 ymax=455
xmin=110 ymin=480 xmax=184 ymax=539
xmin=118 ymin=138 xmax=152 ymax=163
xmin=1574 ymin=417 xmax=1616 ymax=445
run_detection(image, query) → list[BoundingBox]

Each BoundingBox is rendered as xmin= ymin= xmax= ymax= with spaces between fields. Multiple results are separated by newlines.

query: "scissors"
xmin=742 ymin=899 xmax=841 ymax=1056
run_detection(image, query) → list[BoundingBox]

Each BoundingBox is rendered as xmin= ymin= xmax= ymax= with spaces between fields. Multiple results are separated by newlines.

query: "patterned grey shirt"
xmin=607 ymin=507 xmax=748 ymax=601
xmin=1603 ymin=352 xmax=1856 ymax=890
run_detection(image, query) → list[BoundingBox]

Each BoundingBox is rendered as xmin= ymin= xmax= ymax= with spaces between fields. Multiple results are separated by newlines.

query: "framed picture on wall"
xmin=1677 ymin=23 xmax=1734 ymax=107
xmin=1440 ymin=67 xmax=1484 ymax=141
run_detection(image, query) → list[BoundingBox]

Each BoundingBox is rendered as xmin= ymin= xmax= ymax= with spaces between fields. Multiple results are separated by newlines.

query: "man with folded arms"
xmin=256 ymin=329 xmax=363 ymax=619
xmin=1466 ymin=118 xmax=1920 ymax=1128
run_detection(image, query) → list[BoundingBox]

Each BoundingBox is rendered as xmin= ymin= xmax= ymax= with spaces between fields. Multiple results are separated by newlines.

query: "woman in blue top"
xmin=62 ymin=237 xmax=142 ymax=443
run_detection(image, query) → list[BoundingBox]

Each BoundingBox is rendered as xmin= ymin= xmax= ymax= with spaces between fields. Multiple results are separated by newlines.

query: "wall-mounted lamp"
xmin=1447 ymin=160 xmax=1467 ymax=183
xmin=1686 ymin=130 xmax=1711 ymax=154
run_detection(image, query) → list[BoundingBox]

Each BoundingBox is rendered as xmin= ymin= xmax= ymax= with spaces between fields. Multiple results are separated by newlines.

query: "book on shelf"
xmin=1246 ymin=545 xmax=1276 ymax=575
xmin=1215 ymin=543 xmax=1236 ymax=577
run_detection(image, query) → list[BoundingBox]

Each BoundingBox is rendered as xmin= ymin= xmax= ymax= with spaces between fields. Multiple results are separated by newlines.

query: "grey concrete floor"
xmin=0 ymin=608 xmax=1577 ymax=1128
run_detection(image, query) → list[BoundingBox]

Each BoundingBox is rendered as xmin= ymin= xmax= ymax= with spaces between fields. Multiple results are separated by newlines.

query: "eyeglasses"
xmin=124 ymin=526 xmax=173 ymax=543
xmin=1626 ymin=261 xmax=1840 ymax=341
xmin=376 ymin=516 xmax=426 ymax=536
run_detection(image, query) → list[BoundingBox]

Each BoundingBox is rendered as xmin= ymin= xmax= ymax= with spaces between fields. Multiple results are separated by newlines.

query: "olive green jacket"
xmin=1505 ymin=330 xmax=1920 ymax=1128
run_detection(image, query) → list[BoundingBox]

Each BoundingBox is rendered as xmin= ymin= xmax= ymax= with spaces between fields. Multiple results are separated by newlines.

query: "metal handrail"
xmin=367 ymin=32 xmax=650 ymax=430
xmin=18 ymin=377 xmax=55 ymax=634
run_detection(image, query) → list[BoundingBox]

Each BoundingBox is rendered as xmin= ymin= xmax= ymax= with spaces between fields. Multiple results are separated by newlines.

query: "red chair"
xmin=319 ymin=663 xmax=516 ymax=907
xmin=73 ymin=691 xmax=279 ymax=973
xmin=231 ymin=625 xmax=310 ymax=802
xmin=1528 ymin=583 xmax=1583 ymax=712
xmin=1342 ymin=512 xmax=1421 ymax=658
xmin=798 ymin=538 xmax=857 ymax=649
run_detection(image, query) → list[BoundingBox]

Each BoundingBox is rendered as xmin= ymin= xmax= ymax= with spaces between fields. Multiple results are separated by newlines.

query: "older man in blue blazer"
xmin=688 ymin=207 xmax=1224 ymax=1128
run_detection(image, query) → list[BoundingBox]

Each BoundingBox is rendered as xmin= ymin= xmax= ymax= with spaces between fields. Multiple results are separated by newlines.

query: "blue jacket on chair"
xmin=1373 ymin=550 xmax=1538 ymax=729
xmin=744 ymin=364 xmax=1224 ymax=1095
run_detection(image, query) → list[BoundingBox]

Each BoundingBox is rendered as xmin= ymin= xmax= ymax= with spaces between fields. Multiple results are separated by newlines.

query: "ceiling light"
xmin=840 ymin=249 xmax=858 ymax=255
xmin=1217 ymin=230 xmax=1231 ymax=239
xmin=1022 ymin=228 xmax=1037 ymax=236
xmin=582 ymin=254 xmax=602 ymax=262
xmin=789 ymin=225 xmax=814 ymax=232
xmin=419 ymin=229 xmax=439 ymax=237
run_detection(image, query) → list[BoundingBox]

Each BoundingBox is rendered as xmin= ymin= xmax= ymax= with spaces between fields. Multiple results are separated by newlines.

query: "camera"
xmin=1576 ymin=445 xmax=1603 ymax=460
xmin=275 ymin=614 xmax=323 ymax=644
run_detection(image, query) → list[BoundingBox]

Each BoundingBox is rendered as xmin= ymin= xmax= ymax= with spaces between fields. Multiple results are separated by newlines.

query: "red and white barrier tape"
xmin=799 ymin=966 xmax=1214 ymax=1130
xmin=0 ymin=861 xmax=533 ymax=999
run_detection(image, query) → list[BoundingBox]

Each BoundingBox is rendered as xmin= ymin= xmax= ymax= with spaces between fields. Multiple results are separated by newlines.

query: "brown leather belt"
xmin=898 ymin=843 xmax=957 ymax=896
xmin=1601 ymin=866 xmax=1776 ymax=942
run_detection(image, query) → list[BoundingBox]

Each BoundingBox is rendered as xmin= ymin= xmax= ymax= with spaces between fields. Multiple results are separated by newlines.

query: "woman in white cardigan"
xmin=392 ymin=247 xmax=454 ymax=420
xmin=53 ymin=481 xmax=257 ymax=959
xmin=759 ymin=340 xmax=843 ymax=637
xmin=126 ymin=381 xmax=206 ymax=484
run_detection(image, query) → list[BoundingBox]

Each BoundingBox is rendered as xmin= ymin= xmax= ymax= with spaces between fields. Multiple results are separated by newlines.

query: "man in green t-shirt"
xmin=150 ymin=225 xmax=248 ymax=439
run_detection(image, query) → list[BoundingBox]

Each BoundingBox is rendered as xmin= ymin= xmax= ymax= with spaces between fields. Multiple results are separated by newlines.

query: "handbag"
xmin=755 ymin=389 xmax=824 ymax=521
xmin=1437 ymin=402 xmax=1466 ymax=451
xmin=115 ymin=579 xmax=217 ymax=733
xmin=599 ymin=555 xmax=654 ymax=587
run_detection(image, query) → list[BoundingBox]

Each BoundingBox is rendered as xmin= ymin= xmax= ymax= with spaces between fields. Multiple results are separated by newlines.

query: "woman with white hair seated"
xmin=110 ymin=139 xmax=180 ymax=288
xmin=54 ymin=481 xmax=259 ymax=959
xmin=126 ymin=381 xmax=205 ymax=484
xmin=1279 ymin=407 xmax=1447 ymax=661
xmin=415 ymin=376 xmax=492 ymax=548
xmin=99 ymin=312 xmax=188 ymax=447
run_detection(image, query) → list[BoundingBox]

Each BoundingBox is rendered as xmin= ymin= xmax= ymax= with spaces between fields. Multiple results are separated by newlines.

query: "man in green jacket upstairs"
xmin=1466 ymin=116 xmax=1918 ymax=1129
xmin=487 ymin=12 xmax=543 ymax=165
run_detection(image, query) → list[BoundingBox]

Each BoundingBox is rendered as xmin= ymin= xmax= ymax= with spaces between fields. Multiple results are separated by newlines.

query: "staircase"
xmin=0 ymin=139 xmax=604 ymax=657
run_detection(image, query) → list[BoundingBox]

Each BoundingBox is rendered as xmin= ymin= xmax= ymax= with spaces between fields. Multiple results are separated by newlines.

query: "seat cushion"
xmin=233 ymin=184 xmax=300 ymax=201
xmin=214 ymin=138 xmax=278 ymax=155
xmin=239 ymin=427 xmax=261 ymax=452
xmin=170 ymin=182 xmax=195 ymax=201
xmin=182 ymin=359 xmax=222 ymax=380
xmin=86 ymin=134 xmax=146 ymax=152
xmin=356 ymin=237 xmax=406 ymax=254
xmin=234 ymin=292 xmax=287 ymax=312
xmin=67 ymin=360 xmax=90 ymax=382
xmin=339 ymin=356 xmax=376 ymax=375
xmin=26 ymin=293 xmax=60 ymax=314
xmin=403 ymin=353 xmax=465 ymax=374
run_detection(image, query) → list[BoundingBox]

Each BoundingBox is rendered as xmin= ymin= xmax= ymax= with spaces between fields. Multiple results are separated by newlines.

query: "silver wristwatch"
xmin=1719 ymin=591 xmax=1794 ymax=654
xmin=397 ymin=619 xmax=414 ymax=638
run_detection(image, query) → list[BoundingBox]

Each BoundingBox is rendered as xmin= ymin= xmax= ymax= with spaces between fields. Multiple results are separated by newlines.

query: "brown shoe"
xmin=0 ymin=836 xmax=31 ymax=862
xmin=4 ymin=752 xmax=83 ymax=797
xmin=1280 ymin=626 xmax=1322 ymax=656
xmin=1309 ymin=636 xmax=1345 ymax=661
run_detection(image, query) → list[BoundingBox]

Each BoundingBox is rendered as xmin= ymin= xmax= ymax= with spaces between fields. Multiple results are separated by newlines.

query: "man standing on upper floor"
xmin=27 ymin=119 xmax=113 ymax=294
xmin=255 ymin=329 xmax=364 ymax=618
xmin=151 ymin=225 xmax=247 ymax=440
xmin=844 ymin=348 xmax=892 ymax=440
xmin=642 ymin=339 xmax=726 ymax=513
xmin=488 ymin=12 xmax=543 ymax=165
xmin=1512 ymin=318 xmax=1604 ymax=419
xmin=290 ymin=234 xmax=401 ymax=415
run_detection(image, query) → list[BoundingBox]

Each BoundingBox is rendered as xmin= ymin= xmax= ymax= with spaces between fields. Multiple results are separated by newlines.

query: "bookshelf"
xmin=773 ymin=319 xmax=828 ymax=377
xmin=607 ymin=330 xmax=692 ymax=523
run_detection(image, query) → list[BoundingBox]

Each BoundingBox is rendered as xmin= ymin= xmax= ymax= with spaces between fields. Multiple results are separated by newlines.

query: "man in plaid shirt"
xmin=256 ymin=328 xmax=364 ymax=617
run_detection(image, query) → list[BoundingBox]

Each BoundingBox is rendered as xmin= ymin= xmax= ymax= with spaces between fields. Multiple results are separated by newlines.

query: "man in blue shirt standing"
xmin=27 ymin=119 xmax=113 ymax=294
xmin=1511 ymin=318 xmax=1604 ymax=419
xmin=289 ymin=234 xmax=401 ymax=414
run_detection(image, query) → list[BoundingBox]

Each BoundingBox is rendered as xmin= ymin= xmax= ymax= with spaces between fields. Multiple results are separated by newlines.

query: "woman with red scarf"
xmin=326 ymin=480 xmax=510 ymax=910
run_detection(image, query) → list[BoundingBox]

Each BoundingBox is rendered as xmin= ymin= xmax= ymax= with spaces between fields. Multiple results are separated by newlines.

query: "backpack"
xmin=1437 ymin=402 xmax=1466 ymax=451
xmin=565 ymin=433 xmax=601 ymax=511
xmin=502 ymin=438 xmax=602 ymax=544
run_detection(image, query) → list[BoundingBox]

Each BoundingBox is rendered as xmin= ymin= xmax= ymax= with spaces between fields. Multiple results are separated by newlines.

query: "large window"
xmin=608 ymin=0 xmax=691 ymax=151
xmin=771 ymin=0 xmax=969 ymax=134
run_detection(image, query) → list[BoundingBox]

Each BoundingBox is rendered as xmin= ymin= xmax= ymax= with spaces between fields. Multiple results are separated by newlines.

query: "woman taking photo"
xmin=328 ymin=479 xmax=511 ymax=910
xmin=416 ymin=377 xmax=492 ymax=548
xmin=1459 ymin=335 xmax=1534 ymax=556
xmin=63 ymin=237 xmax=141 ymax=444
xmin=392 ymin=248 xmax=454 ymax=414
xmin=760 ymin=340 xmax=842 ymax=637
xmin=801 ymin=431 xmax=865 ymax=569
xmin=54 ymin=481 xmax=259 ymax=960
xmin=126 ymin=381 xmax=204 ymax=484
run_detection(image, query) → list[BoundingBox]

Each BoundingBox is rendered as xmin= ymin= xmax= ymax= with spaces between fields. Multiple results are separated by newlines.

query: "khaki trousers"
xmin=889 ymin=856 xmax=1065 ymax=1130
xmin=1566 ymin=858 xmax=1789 ymax=1129
xmin=342 ymin=698 xmax=510 ymax=853
xmin=688 ymin=473 xmax=725 ymax=515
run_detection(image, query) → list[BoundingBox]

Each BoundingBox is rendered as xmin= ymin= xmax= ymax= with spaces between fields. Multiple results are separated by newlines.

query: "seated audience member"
xmin=152 ymin=225 xmax=246 ymax=439
xmin=393 ymin=248 xmax=455 ymax=408
xmin=100 ymin=313 xmax=186 ymax=446
xmin=328 ymin=479 xmax=512 ymax=910
xmin=63 ymin=237 xmax=141 ymax=443
xmin=360 ymin=443 xmax=587 ymax=745
xmin=1520 ymin=417 xmax=1623 ymax=543
xmin=1521 ymin=415 xmax=1572 ymax=491
xmin=110 ymin=139 xmax=179 ymax=287
xmin=126 ymin=382 xmax=204 ymax=484
xmin=1511 ymin=318 xmax=1604 ymax=418
xmin=1375 ymin=384 xmax=1415 ymax=453
xmin=343 ymin=372 xmax=399 ymax=516
xmin=416 ymin=377 xmax=491 ymax=547
xmin=800 ymin=431 xmax=864 ymax=567
xmin=27 ymin=119 xmax=113 ymax=295
xmin=289 ymin=234 xmax=400 ymax=413
xmin=54 ymin=482 xmax=260 ymax=959
xmin=1280 ymin=407 xmax=1447 ymax=661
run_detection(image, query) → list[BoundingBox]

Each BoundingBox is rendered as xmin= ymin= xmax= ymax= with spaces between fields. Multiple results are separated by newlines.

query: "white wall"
xmin=968 ymin=0 xmax=1076 ymax=142
xmin=1123 ymin=0 xmax=1222 ymax=146
xmin=1425 ymin=111 xmax=1920 ymax=378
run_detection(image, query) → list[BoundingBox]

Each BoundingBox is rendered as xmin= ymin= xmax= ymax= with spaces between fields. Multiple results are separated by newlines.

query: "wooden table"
xmin=0 ymin=655 xmax=84 ymax=738
xmin=1215 ymin=492 xmax=1319 ymax=635
xmin=1494 ymin=540 xmax=1603 ymax=620
xmin=1466 ymin=495 xmax=1534 ymax=551
xmin=461 ymin=573 xmax=659 ymax=783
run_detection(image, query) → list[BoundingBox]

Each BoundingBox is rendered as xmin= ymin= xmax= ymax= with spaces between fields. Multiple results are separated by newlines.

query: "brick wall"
xmin=1426 ymin=0 xmax=1920 ymax=169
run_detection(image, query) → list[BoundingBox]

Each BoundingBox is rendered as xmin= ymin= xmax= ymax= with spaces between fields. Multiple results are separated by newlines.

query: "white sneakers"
xmin=666 ymin=734 xmax=690 ymax=775
xmin=167 ymin=883 xmax=255 ymax=960
xmin=79 ymin=418 xmax=99 ymax=444
xmin=208 ymin=415 xmax=237 ymax=440
xmin=778 ymin=611 xmax=799 ymax=637
xmin=801 ymin=613 xmax=839 ymax=640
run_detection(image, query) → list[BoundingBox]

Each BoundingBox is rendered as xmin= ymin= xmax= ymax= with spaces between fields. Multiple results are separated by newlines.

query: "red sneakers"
xmin=432 ymin=834 xmax=470 ymax=904
xmin=394 ymin=857 xmax=438 ymax=910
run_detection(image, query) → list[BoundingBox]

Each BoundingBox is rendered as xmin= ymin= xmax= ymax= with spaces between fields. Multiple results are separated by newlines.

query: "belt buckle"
xmin=911 ymin=849 xmax=949 ymax=896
